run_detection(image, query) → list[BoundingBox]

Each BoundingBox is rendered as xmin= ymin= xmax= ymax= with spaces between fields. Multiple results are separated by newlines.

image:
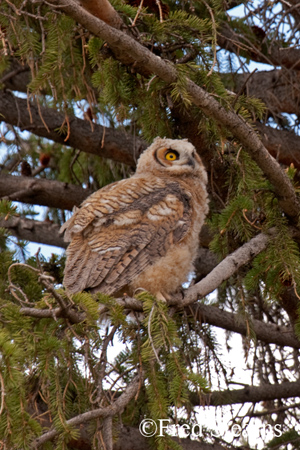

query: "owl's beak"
xmin=186 ymin=157 xmax=195 ymax=168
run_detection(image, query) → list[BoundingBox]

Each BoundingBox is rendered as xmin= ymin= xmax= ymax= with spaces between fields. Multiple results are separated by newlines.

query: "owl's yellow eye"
xmin=165 ymin=150 xmax=179 ymax=161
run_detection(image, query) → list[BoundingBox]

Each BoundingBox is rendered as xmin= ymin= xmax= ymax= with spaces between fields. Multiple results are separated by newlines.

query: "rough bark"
xmin=0 ymin=58 xmax=31 ymax=92
xmin=256 ymin=122 xmax=300 ymax=169
xmin=21 ymin=297 xmax=300 ymax=349
xmin=0 ymin=173 xmax=92 ymax=210
xmin=234 ymin=69 xmax=300 ymax=115
xmin=114 ymin=428 xmax=232 ymax=450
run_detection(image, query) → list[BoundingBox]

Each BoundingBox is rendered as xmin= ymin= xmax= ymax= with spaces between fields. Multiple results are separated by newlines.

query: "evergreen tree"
xmin=1 ymin=0 xmax=300 ymax=449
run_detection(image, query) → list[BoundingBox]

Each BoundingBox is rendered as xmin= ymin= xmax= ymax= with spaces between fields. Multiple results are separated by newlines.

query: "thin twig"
xmin=0 ymin=372 xmax=5 ymax=416
xmin=148 ymin=305 xmax=164 ymax=368
xmin=131 ymin=0 xmax=144 ymax=27
xmin=202 ymin=0 xmax=217 ymax=76
xmin=155 ymin=0 xmax=163 ymax=23
xmin=232 ymin=68 xmax=258 ymax=108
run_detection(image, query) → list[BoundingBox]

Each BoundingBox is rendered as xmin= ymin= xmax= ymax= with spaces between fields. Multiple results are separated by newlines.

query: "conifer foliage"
xmin=1 ymin=0 xmax=300 ymax=449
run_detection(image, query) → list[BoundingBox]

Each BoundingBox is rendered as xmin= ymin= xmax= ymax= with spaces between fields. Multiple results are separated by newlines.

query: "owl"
xmin=60 ymin=138 xmax=208 ymax=301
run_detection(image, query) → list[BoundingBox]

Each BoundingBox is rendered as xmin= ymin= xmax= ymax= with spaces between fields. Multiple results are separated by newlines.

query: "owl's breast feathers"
xmin=60 ymin=176 xmax=206 ymax=296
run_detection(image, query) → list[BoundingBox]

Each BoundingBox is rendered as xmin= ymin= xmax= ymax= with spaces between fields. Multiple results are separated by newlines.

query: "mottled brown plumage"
xmin=60 ymin=138 xmax=208 ymax=300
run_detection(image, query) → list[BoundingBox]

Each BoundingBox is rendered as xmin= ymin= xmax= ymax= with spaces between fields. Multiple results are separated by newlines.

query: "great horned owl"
xmin=60 ymin=138 xmax=208 ymax=301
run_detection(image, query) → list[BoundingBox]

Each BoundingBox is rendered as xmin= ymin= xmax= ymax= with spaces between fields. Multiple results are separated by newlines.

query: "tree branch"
xmin=0 ymin=173 xmax=92 ymax=210
xmin=21 ymin=295 xmax=300 ymax=349
xmin=114 ymin=427 xmax=237 ymax=450
xmin=233 ymin=69 xmax=300 ymax=115
xmin=0 ymin=90 xmax=146 ymax=166
xmin=0 ymin=58 xmax=31 ymax=93
xmin=194 ymin=379 xmax=300 ymax=406
xmin=45 ymin=0 xmax=300 ymax=219
xmin=218 ymin=22 xmax=300 ymax=70
xmin=175 ymin=230 xmax=275 ymax=308
xmin=256 ymin=122 xmax=300 ymax=169
xmin=191 ymin=303 xmax=300 ymax=349
xmin=33 ymin=373 xmax=142 ymax=447
xmin=13 ymin=219 xmax=299 ymax=348
xmin=0 ymin=216 xmax=67 ymax=248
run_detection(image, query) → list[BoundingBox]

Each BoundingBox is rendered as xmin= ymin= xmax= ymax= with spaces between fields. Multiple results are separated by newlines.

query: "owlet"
xmin=60 ymin=137 xmax=209 ymax=301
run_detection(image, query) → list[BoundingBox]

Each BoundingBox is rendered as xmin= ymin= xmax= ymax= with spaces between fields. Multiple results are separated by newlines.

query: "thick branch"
xmin=46 ymin=0 xmax=300 ymax=219
xmin=256 ymin=122 xmax=300 ymax=169
xmin=233 ymin=69 xmax=300 ymax=115
xmin=20 ymin=306 xmax=63 ymax=318
xmin=0 ymin=216 xmax=67 ymax=248
xmin=0 ymin=90 xmax=146 ymax=166
xmin=195 ymin=380 xmax=300 ymax=406
xmin=22 ymin=297 xmax=300 ymax=349
xmin=0 ymin=173 xmax=91 ymax=210
xmin=191 ymin=303 xmax=300 ymax=349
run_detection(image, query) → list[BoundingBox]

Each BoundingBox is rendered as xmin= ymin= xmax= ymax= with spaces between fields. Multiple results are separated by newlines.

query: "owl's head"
xmin=136 ymin=137 xmax=207 ymax=182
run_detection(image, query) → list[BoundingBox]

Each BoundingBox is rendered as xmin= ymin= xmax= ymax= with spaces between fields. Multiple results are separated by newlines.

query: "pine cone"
xmin=20 ymin=160 xmax=32 ymax=177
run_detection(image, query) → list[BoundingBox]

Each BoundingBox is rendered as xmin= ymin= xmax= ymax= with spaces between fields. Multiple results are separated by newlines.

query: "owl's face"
xmin=136 ymin=137 xmax=207 ymax=181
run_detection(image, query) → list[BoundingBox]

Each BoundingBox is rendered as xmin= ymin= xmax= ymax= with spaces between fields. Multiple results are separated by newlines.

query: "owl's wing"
xmin=61 ymin=177 xmax=192 ymax=294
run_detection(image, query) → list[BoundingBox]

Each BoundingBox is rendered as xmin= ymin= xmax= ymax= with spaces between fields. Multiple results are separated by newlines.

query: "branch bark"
xmin=0 ymin=173 xmax=92 ymax=210
xmin=233 ymin=69 xmax=300 ymax=115
xmin=191 ymin=303 xmax=300 ymax=349
xmin=0 ymin=58 xmax=31 ymax=93
xmin=195 ymin=379 xmax=300 ymax=406
xmin=45 ymin=0 xmax=300 ymax=220
xmin=0 ymin=90 xmax=146 ymax=166
xmin=21 ymin=298 xmax=300 ymax=349
xmin=113 ymin=427 xmax=232 ymax=450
